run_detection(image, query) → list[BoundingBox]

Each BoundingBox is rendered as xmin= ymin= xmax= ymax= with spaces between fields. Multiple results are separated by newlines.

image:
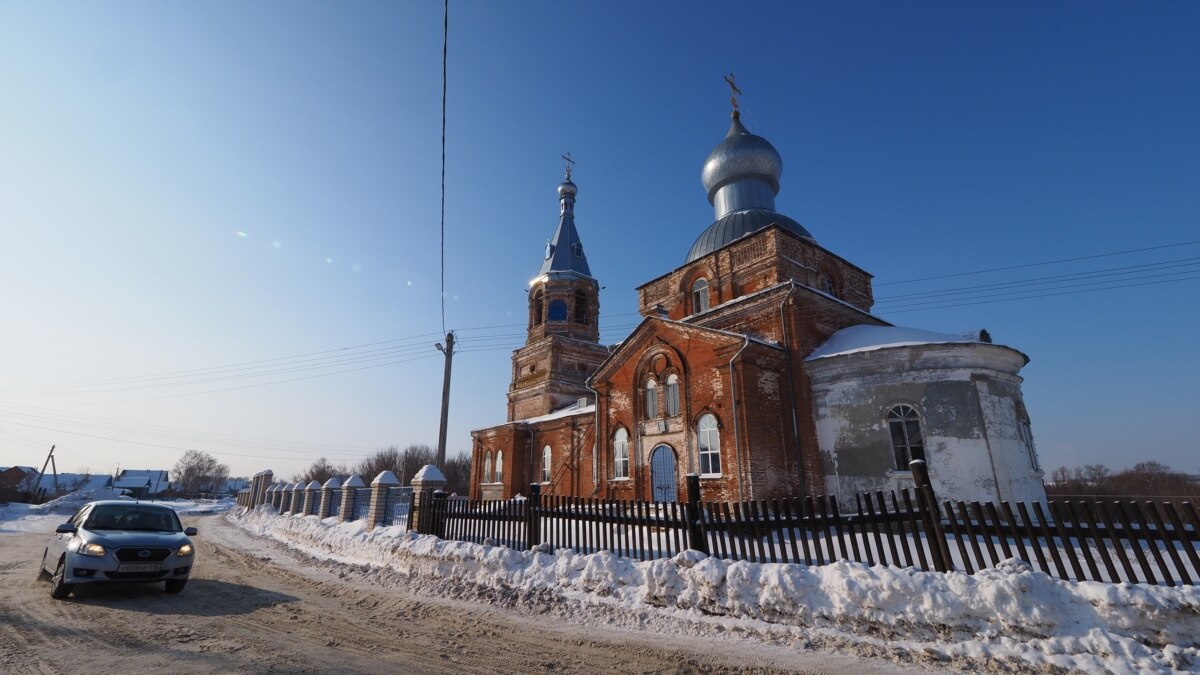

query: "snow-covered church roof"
xmin=806 ymin=324 xmax=989 ymax=361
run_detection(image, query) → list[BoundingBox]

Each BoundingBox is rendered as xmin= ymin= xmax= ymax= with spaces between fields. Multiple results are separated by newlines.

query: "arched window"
xmin=574 ymin=290 xmax=589 ymax=324
xmin=887 ymin=405 xmax=926 ymax=470
xmin=483 ymin=452 xmax=493 ymax=484
xmin=495 ymin=451 xmax=504 ymax=483
xmin=691 ymin=278 xmax=710 ymax=314
xmin=547 ymin=299 xmax=568 ymax=322
xmin=665 ymin=374 xmax=680 ymax=417
xmin=541 ymin=445 xmax=552 ymax=483
xmin=613 ymin=428 xmax=630 ymax=479
xmin=697 ymin=414 xmax=721 ymax=476
xmin=531 ymin=290 xmax=544 ymax=327
xmin=818 ymin=272 xmax=834 ymax=295
xmin=644 ymin=379 xmax=658 ymax=419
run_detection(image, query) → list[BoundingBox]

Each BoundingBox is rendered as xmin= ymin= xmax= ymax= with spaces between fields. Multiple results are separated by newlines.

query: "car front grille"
xmin=115 ymin=547 xmax=171 ymax=562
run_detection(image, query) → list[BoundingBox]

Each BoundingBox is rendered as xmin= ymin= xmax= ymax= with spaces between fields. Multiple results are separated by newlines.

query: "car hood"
xmin=81 ymin=530 xmax=191 ymax=548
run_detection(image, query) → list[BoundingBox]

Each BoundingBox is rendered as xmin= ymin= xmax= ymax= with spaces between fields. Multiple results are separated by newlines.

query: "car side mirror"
xmin=55 ymin=523 xmax=77 ymax=534
xmin=184 ymin=527 xmax=197 ymax=536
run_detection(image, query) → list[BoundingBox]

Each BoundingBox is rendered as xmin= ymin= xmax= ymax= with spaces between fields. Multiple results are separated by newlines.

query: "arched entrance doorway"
xmin=650 ymin=444 xmax=677 ymax=502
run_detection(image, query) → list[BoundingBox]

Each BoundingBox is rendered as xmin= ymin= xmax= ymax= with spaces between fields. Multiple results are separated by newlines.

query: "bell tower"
xmin=507 ymin=160 xmax=609 ymax=421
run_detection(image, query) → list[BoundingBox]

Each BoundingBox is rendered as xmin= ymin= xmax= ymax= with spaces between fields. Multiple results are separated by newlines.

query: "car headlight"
xmin=78 ymin=543 xmax=107 ymax=557
xmin=176 ymin=543 xmax=194 ymax=557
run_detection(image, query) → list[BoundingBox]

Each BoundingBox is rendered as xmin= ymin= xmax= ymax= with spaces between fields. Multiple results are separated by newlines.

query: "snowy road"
xmin=1 ymin=512 xmax=940 ymax=674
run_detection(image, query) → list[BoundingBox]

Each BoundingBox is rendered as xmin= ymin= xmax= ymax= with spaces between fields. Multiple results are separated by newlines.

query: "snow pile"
xmin=0 ymin=489 xmax=236 ymax=533
xmin=229 ymin=507 xmax=1200 ymax=674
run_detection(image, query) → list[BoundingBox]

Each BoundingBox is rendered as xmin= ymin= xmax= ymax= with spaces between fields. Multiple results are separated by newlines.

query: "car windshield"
xmin=83 ymin=505 xmax=182 ymax=532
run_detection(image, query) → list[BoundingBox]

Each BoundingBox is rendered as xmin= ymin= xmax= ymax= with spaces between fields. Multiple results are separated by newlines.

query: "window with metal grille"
xmin=541 ymin=445 xmax=552 ymax=483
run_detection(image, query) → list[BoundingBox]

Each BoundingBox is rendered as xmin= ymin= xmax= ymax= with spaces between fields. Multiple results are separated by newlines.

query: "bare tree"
xmin=173 ymin=450 xmax=230 ymax=496
xmin=354 ymin=445 xmax=437 ymax=484
xmin=355 ymin=446 xmax=403 ymax=481
xmin=293 ymin=457 xmax=349 ymax=485
xmin=442 ymin=452 xmax=471 ymax=496
xmin=66 ymin=468 xmax=93 ymax=493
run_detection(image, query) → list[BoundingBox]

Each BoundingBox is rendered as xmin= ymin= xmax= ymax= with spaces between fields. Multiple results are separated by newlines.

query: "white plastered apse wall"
xmin=809 ymin=343 xmax=1047 ymax=509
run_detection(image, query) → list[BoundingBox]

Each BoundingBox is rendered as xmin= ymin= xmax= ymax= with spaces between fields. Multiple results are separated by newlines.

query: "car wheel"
xmin=164 ymin=579 xmax=187 ymax=594
xmin=37 ymin=549 xmax=52 ymax=580
xmin=49 ymin=558 xmax=74 ymax=600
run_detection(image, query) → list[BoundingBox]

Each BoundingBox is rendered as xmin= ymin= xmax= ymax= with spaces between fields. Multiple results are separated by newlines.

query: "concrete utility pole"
xmin=30 ymin=444 xmax=55 ymax=502
xmin=434 ymin=331 xmax=456 ymax=468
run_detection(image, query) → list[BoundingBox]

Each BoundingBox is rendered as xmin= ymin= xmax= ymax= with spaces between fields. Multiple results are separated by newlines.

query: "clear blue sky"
xmin=1 ymin=1 xmax=1197 ymax=482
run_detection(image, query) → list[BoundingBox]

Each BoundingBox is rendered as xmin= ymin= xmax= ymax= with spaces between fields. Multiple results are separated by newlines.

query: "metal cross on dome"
xmin=724 ymin=73 xmax=742 ymax=112
xmin=562 ymin=152 xmax=575 ymax=180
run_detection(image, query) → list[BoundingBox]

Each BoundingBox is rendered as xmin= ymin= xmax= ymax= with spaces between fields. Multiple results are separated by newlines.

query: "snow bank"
xmin=0 ymin=489 xmax=236 ymax=533
xmin=229 ymin=507 xmax=1200 ymax=674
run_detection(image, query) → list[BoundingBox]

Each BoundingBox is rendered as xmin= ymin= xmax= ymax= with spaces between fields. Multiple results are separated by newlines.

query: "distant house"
xmin=0 ymin=466 xmax=34 ymax=502
xmin=225 ymin=478 xmax=250 ymax=495
xmin=0 ymin=467 xmax=111 ymax=502
xmin=114 ymin=469 xmax=170 ymax=499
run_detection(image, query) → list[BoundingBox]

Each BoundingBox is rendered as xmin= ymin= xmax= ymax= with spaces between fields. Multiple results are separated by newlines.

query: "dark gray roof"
xmin=537 ymin=182 xmax=592 ymax=279
xmin=686 ymin=208 xmax=814 ymax=263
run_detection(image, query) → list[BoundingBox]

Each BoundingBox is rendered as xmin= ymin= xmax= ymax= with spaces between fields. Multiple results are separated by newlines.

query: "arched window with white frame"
xmin=887 ymin=405 xmax=926 ymax=470
xmin=495 ymin=451 xmax=504 ymax=483
xmin=483 ymin=452 xmax=493 ymax=484
xmin=691 ymin=278 xmax=710 ymax=314
xmin=541 ymin=445 xmax=552 ymax=483
xmin=697 ymin=414 xmax=721 ymax=476
xmin=644 ymin=378 xmax=658 ymax=419
xmin=613 ymin=428 xmax=630 ymax=479
xmin=665 ymin=373 xmax=680 ymax=417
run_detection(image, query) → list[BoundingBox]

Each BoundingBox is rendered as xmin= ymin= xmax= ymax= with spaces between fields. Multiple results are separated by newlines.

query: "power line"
xmin=439 ymin=0 xmax=449 ymax=335
xmin=876 ymin=239 xmax=1200 ymax=287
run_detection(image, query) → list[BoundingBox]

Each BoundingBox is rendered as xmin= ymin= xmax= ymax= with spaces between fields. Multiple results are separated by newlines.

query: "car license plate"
xmin=117 ymin=563 xmax=161 ymax=572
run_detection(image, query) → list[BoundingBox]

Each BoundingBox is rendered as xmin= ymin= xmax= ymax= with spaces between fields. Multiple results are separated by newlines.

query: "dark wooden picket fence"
xmin=417 ymin=462 xmax=1200 ymax=586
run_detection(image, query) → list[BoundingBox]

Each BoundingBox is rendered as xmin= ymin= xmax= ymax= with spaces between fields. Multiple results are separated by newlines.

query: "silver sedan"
xmin=38 ymin=500 xmax=197 ymax=599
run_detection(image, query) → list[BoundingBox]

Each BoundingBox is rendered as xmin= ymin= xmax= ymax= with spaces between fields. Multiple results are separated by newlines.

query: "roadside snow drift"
xmin=229 ymin=507 xmax=1199 ymax=674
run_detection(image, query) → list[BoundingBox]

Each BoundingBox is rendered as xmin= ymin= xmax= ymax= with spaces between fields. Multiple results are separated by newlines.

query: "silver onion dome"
xmin=688 ymin=112 xmax=813 ymax=262
xmin=701 ymin=112 xmax=783 ymax=215
xmin=557 ymin=178 xmax=577 ymax=198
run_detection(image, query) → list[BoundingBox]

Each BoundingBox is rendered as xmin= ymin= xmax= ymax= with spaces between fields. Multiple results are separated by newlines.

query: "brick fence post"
xmin=319 ymin=477 xmax=340 ymax=519
xmin=410 ymin=465 xmax=447 ymax=536
xmin=257 ymin=470 xmax=273 ymax=507
xmin=302 ymin=481 xmax=319 ymax=515
xmin=270 ymin=484 xmax=283 ymax=511
xmin=910 ymin=459 xmax=952 ymax=572
xmin=685 ymin=473 xmax=709 ymax=555
xmin=525 ymin=483 xmax=541 ymax=549
xmin=339 ymin=475 xmax=364 ymax=522
xmin=367 ymin=471 xmax=400 ymax=530
xmin=279 ymin=483 xmax=294 ymax=513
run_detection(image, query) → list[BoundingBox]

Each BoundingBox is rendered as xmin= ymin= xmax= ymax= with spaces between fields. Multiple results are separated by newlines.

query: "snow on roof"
xmin=807 ymin=324 xmax=985 ymax=361
xmin=515 ymin=403 xmax=596 ymax=425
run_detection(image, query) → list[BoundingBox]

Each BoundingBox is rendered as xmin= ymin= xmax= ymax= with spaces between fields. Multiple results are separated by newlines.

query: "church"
xmin=469 ymin=103 xmax=1047 ymax=508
